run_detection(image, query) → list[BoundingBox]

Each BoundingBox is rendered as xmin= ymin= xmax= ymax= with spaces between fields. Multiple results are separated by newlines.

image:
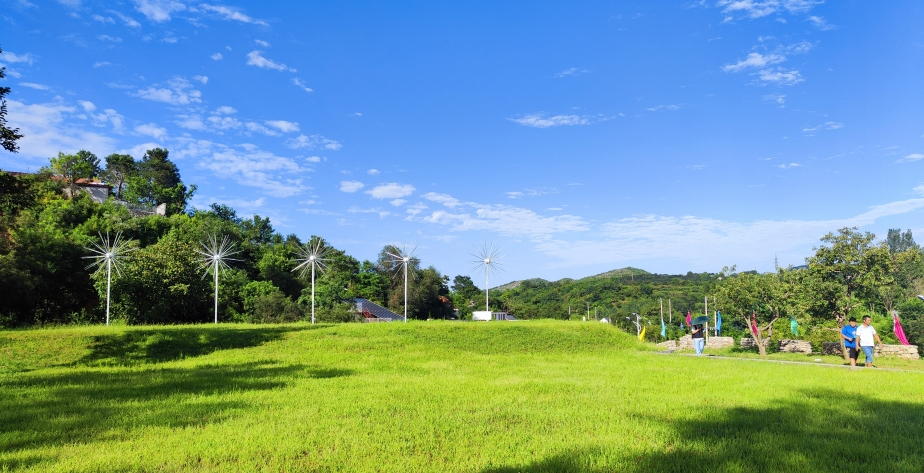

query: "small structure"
xmin=63 ymin=178 xmax=112 ymax=203
xmin=355 ymin=298 xmax=404 ymax=322
xmin=778 ymin=339 xmax=812 ymax=354
xmin=472 ymin=311 xmax=516 ymax=321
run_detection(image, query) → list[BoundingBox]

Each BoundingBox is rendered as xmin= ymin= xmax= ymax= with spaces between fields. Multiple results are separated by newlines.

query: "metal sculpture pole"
xmin=292 ymin=238 xmax=330 ymax=324
xmin=386 ymin=243 xmax=417 ymax=323
xmin=196 ymin=234 xmax=240 ymax=325
xmin=470 ymin=242 xmax=504 ymax=312
xmin=84 ymin=232 xmax=135 ymax=326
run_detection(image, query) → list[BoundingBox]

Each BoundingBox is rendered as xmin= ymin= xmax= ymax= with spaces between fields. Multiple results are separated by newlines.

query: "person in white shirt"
xmin=856 ymin=315 xmax=883 ymax=367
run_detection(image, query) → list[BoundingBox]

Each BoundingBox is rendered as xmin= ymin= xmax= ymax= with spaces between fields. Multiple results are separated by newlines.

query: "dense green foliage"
xmin=0 ymin=151 xmax=453 ymax=327
xmin=0 ymin=46 xmax=23 ymax=153
xmin=2 ymin=321 xmax=923 ymax=472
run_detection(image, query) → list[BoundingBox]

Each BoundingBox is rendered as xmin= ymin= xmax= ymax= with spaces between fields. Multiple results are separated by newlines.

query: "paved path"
xmin=654 ymin=351 xmax=924 ymax=374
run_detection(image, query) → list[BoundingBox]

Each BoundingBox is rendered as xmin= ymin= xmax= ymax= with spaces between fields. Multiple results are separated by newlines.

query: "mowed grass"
xmin=2 ymin=321 xmax=924 ymax=472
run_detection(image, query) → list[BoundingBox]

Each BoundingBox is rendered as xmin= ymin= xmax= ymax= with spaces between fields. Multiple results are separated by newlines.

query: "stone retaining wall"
xmin=707 ymin=336 xmax=734 ymax=349
xmin=657 ymin=341 xmax=677 ymax=351
xmin=668 ymin=335 xmax=734 ymax=351
xmin=778 ymin=339 xmax=812 ymax=354
xmin=739 ymin=337 xmax=770 ymax=349
xmin=822 ymin=342 xmax=919 ymax=360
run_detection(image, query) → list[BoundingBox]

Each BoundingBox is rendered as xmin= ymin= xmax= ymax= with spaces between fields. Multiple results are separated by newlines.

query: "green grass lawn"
xmin=2 ymin=321 xmax=924 ymax=472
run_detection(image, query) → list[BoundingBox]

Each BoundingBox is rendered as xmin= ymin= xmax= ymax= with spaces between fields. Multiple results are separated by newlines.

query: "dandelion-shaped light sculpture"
xmin=470 ymin=242 xmax=504 ymax=312
xmin=195 ymin=234 xmax=240 ymax=324
xmin=386 ymin=243 xmax=417 ymax=323
xmin=83 ymin=232 xmax=135 ymax=326
xmin=292 ymin=238 xmax=331 ymax=324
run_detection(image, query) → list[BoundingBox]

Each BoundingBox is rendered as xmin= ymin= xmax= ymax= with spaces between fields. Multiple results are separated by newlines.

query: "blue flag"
xmin=661 ymin=318 xmax=666 ymax=338
xmin=716 ymin=311 xmax=722 ymax=335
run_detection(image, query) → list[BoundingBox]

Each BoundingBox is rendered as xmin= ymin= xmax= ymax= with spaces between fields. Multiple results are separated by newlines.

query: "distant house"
xmin=354 ymin=298 xmax=404 ymax=322
xmin=63 ymin=178 xmax=112 ymax=204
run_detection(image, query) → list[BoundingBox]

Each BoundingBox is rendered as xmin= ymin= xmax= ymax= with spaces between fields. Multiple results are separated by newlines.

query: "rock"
xmin=822 ymin=342 xmax=843 ymax=356
xmin=778 ymin=339 xmax=812 ymax=354
xmin=822 ymin=342 xmax=919 ymax=359
xmin=657 ymin=340 xmax=677 ymax=351
xmin=707 ymin=336 xmax=734 ymax=349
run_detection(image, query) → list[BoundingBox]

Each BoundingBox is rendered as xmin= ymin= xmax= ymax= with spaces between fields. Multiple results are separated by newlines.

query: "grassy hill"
xmin=2 ymin=321 xmax=924 ymax=472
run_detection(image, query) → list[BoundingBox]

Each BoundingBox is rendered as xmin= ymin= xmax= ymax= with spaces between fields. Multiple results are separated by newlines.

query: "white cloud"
xmin=213 ymin=106 xmax=236 ymax=115
xmin=723 ymin=52 xmax=785 ymax=72
xmin=19 ymin=82 xmax=50 ymax=90
xmin=808 ymin=15 xmax=834 ymax=30
xmin=255 ymin=39 xmax=270 ymax=47
xmin=340 ymin=180 xmax=364 ymax=193
xmin=78 ymin=100 xmax=96 ymax=112
xmin=647 ymin=104 xmax=681 ymax=112
xmin=265 ymin=120 xmax=299 ymax=133
xmin=178 ymin=139 xmax=308 ymax=197
xmin=5 ymin=99 xmax=118 ymax=161
xmin=897 ymin=154 xmax=924 ymax=163
xmin=112 ymin=11 xmax=142 ymax=27
xmin=802 ymin=121 xmax=843 ymax=133
xmin=508 ymin=113 xmax=592 ymax=128
xmin=92 ymin=14 xmax=115 ymax=23
xmin=758 ymin=69 xmax=803 ymax=86
xmin=0 ymin=51 xmax=34 ymax=65
xmin=286 ymin=134 xmax=341 ymax=150
xmin=207 ymin=115 xmax=244 ymax=131
xmin=763 ymin=94 xmax=786 ymax=105
xmin=98 ymin=35 xmax=122 ymax=42
xmin=175 ymin=114 xmax=206 ymax=130
xmin=555 ymin=67 xmax=589 ymax=77
xmin=246 ymin=51 xmax=295 ymax=72
xmin=367 ymin=183 xmax=415 ymax=200
xmin=416 ymin=203 xmax=589 ymax=239
xmin=244 ymin=122 xmax=278 ymax=136
xmin=211 ymin=52 xmax=223 ymax=60
xmin=292 ymin=78 xmax=313 ymax=93
xmin=93 ymin=61 xmax=111 ymax=68
xmin=506 ymin=191 xmax=524 ymax=199
xmin=777 ymin=162 xmax=801 ymax=169
xmin=163 ymin=37 xmax=178 ymax=44
xmin=134 ymin=123 xmax=167 ymax=139
xmin=90 ymin=108 xmax=125 ymax=133
xmin=390 ymin=199 xmax=407 ymax=206
xmin=133 ymin=0 xmax=186 ymax=22
xmin=135 ymin=77 xmax=202 ymax=105
xmin=367 ymin=168 xmax=380 ymax=176
xmin=422 ymin=192 xmax=462 ymax=208
xmin=717 ymin=0 xmax=823 ymax=19
xmin=193 ymin=75 xmax=208 ymax=84
xmin=200 ymin=4 xmax=268 ymax=25
xmin=305 ymin=156 xmax=321 ymax=163
xmin=533 ymin=195 xmax=924 ymax=270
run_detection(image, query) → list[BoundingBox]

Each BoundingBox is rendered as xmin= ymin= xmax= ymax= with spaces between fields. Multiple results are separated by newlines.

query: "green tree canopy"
xmin=49 ymin=150 xmax=101 ymax=199
xmin=0 ymin=46 xmax=23 ymax=153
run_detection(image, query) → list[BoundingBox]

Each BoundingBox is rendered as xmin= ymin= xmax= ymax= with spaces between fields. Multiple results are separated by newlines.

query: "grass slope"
xmin=2 ymin=321 xmax=924 ymax=472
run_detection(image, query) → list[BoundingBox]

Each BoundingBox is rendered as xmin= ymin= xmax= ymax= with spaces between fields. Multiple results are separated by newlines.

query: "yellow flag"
xmin=638 ymin=327 xmax=646 ymax=342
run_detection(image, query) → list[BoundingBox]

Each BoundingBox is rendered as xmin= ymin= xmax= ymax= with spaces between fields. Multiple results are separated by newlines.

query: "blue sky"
xmin=2 ymin=0 xmax=924 ymax=284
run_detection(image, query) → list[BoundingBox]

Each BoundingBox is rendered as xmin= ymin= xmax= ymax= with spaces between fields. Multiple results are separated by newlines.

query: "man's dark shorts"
xmin=848 ymin=347 xmax=859 ymax=360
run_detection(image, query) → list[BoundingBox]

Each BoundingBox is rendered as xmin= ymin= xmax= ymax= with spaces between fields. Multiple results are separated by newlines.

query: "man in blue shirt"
xmin=841 ymin=317 xmax=859 ymax=367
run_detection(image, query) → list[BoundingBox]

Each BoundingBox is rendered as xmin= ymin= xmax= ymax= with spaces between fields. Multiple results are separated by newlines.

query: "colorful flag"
xmin=686 ymin=311 xmax=692 ymax=327
xmin=789 ymin=317 xmax=799 ymax=336
xmin=716 ymin=311 xmax=722 ymax=335
xmin=661 ymin=318 xmax=666 ymax=338
xmin=639 ymin=326 xmax=646 ymax=342
xmin=751 ymin=311 xmax=758 ymax=336
xmin=893 ymin=311 xmax=911 ymax=345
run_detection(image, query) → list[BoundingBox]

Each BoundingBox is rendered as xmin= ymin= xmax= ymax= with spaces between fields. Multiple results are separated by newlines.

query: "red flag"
xmin=751 ymin=312 xmax=758 ymax=336
xmin=685 ymin=311 xmax=691 ymax=327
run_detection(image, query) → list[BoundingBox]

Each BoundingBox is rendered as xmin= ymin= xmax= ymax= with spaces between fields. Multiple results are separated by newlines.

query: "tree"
xmin=806 ymin=227 xmax=892 ymax=360
xmin=123 ymin=148 xmax=194 ymax=214
xmin=716 ymin=269 xmax=803 ymax=356
xmin=49 ymin=150 xmax=101 ymax=199
xmin=451 ymin=274 xmax=481 ymax=319
xmin=886 ymin=229 xmax=917 ymax=254
xmin=0 ymin=46 xmax=23 ymax=153
xmin=102 ymin=153 xmax=136 ymax=199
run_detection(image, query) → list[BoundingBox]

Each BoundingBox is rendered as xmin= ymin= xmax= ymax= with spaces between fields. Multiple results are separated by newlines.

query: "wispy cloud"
xmin=897 ymin=154 xmax=924 ymax=163
xmin=133 ymin=0 xmax=186 ymax=22
xmin=508 ymin=113 xmax=600 ymax=128
xmin=647 ymin=104 xmax=681 ymax=112
xmin=758 ymin=69 xmax=803 ymax=86
xmin=5 ymin=99 xmax=117 ymax=160
xmin=211 ymin=52 xmax=223 ymax=60
xmin=367 ymin=168 xmax=380 ymax=176
xmin=723 ymin=52 xmax=785 ymax=72
xmin=19 ymin=82 xmax=50 ymax=90
xmin=111 ymin=10 xmax=142 ymax=27
xmin=254 ymin=39 xmax=270 ymax=47
xmin=135 ymin=123 xmax=167 ymax=139
xmin=286 ymin=134 xmax=341 ymax=150
xmin=340 ymin=181 xmax=364 ymax=192
xmin=807 ymin=15 xmax=834 ymax=30
xmin=366 ymin=183 xmax=415 ymax=199
xmin=555 ymin=67 xmax=589 ymax=77
xmin=777 ymin=162 xmax=801 ymax=169
xmin=292 ymin=78 xmax=313 ymax=92
xmin=176 ymin=138 xmax=308 ymax=197
xmin=98 ymin=35 xmax=122 ymax=42
xmin=717 ymin=0 xmax=823 ymax=19
xmin=193 ymin=75 xmax=208 ymax=84
xmin=763 ymin=94 xmax=786 ymax=106
xmin=802 ymin=121 xmax=843 ymax=133
xmin=246 ymin=51 xmax=295 ymax=72
xmin=0 ymin=50 xmax=35 ymax=64
xmin=135 ymin=77 xmax=202 ymax=105
xmin=200 ymin=4 xmax=268 ymax=25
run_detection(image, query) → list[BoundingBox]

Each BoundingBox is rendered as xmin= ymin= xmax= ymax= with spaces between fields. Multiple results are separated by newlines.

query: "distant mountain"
xmin=492 ymin=267 xmax=651 ymax=292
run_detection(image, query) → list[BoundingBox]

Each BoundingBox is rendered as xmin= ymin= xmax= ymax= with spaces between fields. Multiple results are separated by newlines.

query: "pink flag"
xmin=893 ymin=311 xmax=910 ymax=346
xmin=751 ymin=312 xmax=758 ymax=336
xmin=686 ymin=311 xmax=691 ymax=327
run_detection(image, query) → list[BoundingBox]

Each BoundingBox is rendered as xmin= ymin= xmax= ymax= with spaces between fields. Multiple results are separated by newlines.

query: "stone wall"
xmin=739 ymin=337 xmax=770 ymax=349
xmin=707 ymin=336 xmax=734 ymax=349
xmin=778 ymin=339 xmax=812 ymax=354
xmin=822 ymin=342 xmax=919 ymax=360
xmin=657 ymin=341 xmax=677 ymax=351
xmin=678 ymin=335 xmax=694 ymax=350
